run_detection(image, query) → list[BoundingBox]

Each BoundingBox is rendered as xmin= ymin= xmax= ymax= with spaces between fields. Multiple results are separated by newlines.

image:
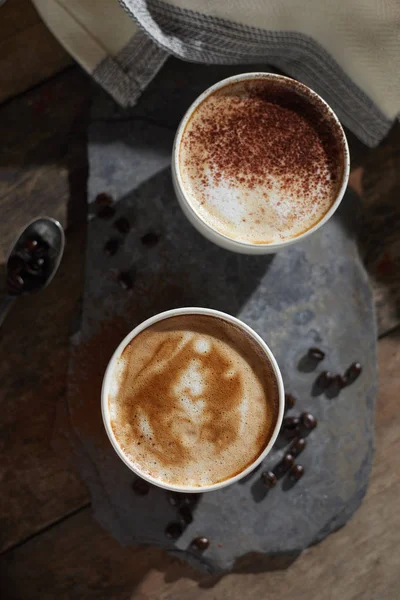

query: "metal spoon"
xmin=0 ymin=217 xmax=65 ymax=327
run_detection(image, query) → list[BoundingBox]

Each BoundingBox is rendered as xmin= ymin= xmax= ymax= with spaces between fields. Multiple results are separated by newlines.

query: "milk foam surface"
xmin=108 ymin=315 xmax=279 ymax=487
xmin=179 ymin=78 xmax=344 ymax=244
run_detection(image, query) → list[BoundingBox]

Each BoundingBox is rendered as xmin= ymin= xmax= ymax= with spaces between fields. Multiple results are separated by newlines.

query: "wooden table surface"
xmin=0 ymin=3 xmax=399 ymax=599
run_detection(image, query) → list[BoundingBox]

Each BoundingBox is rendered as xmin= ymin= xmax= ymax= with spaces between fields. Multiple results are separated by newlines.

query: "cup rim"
xmin=172 ymin=72 xmax=350 ymax=252
xmin=101 ymin=307 xmax=285 ymax=493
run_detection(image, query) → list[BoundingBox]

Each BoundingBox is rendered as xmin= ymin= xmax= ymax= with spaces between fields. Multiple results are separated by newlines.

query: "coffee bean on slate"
xmin=289 ymin=464 xmax=305 ymax=481
xmin=25 ymin=257 xmax=45 ymax=276
xmin=165 ymin=522 xmax=183 ymax=540
xmin=289 ymin=437 xmax=306 ymax=457
xmin=285 ymin=393 xmax=296 ymax=411
xmin=104 ymin=238 xmax=120 ymax=256
xmin=344 ymin=362 xmax=362 ymax=385
xmin=181 ymin=493 xmax=200 ymax=508
xmin=8 ymin=255 xmax=25 ymax=274
xmin=276 ymin=454 xmax=294 ymax=476
xmin=315 ymin=371 xmax=333 ymax=391
xmin=95 ymin=192 xmax=114 ymax=206
xmin=261 ymin=471 xmax=277 ymax=488
xmin=141 ymin=232 xmax=159 ymax=247
xmin=300 ymin=412 xmax=317 ymax=430
xmin=167 ymin=492 xmax=181 ymax=507
xmin=118 ymin=271 xmax=134 ymax=290
xmin=179 ymin=505 xmax=193 ymax=525
xmin=132 ymin=478 xmax=149 ymax=496
xmin=98 ymin=205 xmax=116 ymax=219
xmin=282 ymin=416 xmax=300 ymax=430
xmin=308 ymin=347 xmax=325 ymax=362
xmin=114 ymin=217 xmax=130 ymax=234
xmin=7 ymin=273 xmax=24 ymax=293
xmin=191 ymin=536 xmax=210 ymax=551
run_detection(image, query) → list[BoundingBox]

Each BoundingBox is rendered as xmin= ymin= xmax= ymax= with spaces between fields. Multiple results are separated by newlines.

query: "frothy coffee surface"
xmin=179 ymin=77 xmax=345 ymax=244
xmin=108 ymin=315 xmax=279 ymax=487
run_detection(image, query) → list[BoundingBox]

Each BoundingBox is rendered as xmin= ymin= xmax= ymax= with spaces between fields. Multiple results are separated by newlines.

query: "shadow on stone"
xmin=238 ymin=462 xmax=263 ymax=485
xmin=297 ymin=353 xmax=319 ymax=373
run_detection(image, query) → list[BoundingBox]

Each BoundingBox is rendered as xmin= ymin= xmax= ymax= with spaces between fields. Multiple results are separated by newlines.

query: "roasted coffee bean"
xmin=95 ymin=192 xmax=113 ymax=206
xmin=285 ymin=393 xmax=296 ymax=411
xmin=289 ymin=437 xmax=306 ymax=457
xmin=179 ymin=505 xmax=193 ymax=525
xmin=25 ymin=257 xmax=45 ymax=276
xmin=181 ymin=494 xmax=200 ymax=508
xmin=24 ymin=238 xmax=39 ymax=251
xmin=282 ymin=416 xmax=300 ymax=430
xmin=191 ymin=536 xmax=210 ymax=551
xmin=326 ymin=374 xmax=345 ymax=397
xmin=344 ymin=362 xmax=362 ymax=385
xmin=261 ymin=471 xmax=277 ymax=488
xmin=97 ymin=205 xmax=116 ymax=219
xmin=276 ymin=454 xmax=294 ymax=476
xmin=104 ymin=239 xmax=120 ymax=256
xmin=165 ymin=522 xmax=183 ymax=540
xmin=114 ymin=217 xmax=130 ymax=234
xmin=315 ymin=371 xmax=333 ymax=391
xmin=300 ymin=412 xmax=317 ymax=430
xmin=132 ymin=478 xmax=149 ymax=496
xmin=141 ymin=232 xmax=159 ymax=247
xmin=308 ymin=347 xmax=325 ymax=362
xmin=167 ymin=492 xmax=181 ymax=507
xmin=289 ymin=464 xmax=305 ymax=481
xmin=118 ymin=271 xmax=134 ymax=290
xmin=8 ymin=255 xmax=25 ymax=274
xmin=7 ymin=273 xmax=24 ymax=293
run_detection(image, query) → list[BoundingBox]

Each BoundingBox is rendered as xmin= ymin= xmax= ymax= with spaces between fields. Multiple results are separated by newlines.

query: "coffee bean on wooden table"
xmin=300 ymin=412 xmax=317 ymax=430
xmin=289 ymin=437 xmax=306 ymax=457
xmin=114 ymin=217 xmax=130 ymax=234
xmin=261 ymin=471 xmax=277 ymax=488
xmin=104 ymin=238 xmax=120 ymax=256
xmin=165 ymin=522 xmax=183 ymax=540
xmin=344 ymin=362 xmax=362 ymax=385
xmin=191 ymin=536 xmax=210 ymax=551
xmin=308 ymin=347 xmax=325 ymax=362
xmin=289 ymin=464 xmax=305 ymax=481
xmin=285 ymin=393 xmax=296 ymax=411
xmin=132 ymin=478 xmax=150 ymax=496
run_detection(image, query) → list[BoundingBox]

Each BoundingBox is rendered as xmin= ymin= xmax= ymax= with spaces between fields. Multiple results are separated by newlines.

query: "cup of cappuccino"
xmin=172 ymin=73 xmax=350 ymax=254
xmin=102 ymin=308 xmax=284 ymax=492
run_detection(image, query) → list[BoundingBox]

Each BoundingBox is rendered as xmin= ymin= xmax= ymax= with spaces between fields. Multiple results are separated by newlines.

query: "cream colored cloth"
xmin=32 ymin=0 xmax=399 ymax=147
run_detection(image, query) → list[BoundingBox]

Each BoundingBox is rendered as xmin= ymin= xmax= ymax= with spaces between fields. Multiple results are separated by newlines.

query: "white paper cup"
xmin=102 ymin=307 xmax=284 ymax=493
xmin=172 ymin=72 xmax=350 ymax=254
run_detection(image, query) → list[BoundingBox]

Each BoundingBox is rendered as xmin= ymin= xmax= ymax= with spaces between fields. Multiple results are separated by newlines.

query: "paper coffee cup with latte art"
xmin=102 ymin=307 xmax=284 ymax=493
xmin=172 ymin=73 xmax=350 ymax=254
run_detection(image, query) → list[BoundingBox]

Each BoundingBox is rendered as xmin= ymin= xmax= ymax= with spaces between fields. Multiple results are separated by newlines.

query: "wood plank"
xmin=0 ymin=0 xmax=73 ymax=104
xmin=0 ymin=68 xmax=91 ymax=260
xmin=1 ymin=329 xmax=399 ymax=599
xmin=0 ymin=68 xmax=91 ymax=553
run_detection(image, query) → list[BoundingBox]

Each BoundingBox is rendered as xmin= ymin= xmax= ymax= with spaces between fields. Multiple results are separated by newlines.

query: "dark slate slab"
xmin=66 ymin=78 xmax=376 ymax=573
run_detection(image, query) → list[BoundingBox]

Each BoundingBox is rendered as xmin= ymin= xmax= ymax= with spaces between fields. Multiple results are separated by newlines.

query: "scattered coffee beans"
xmin=261 ymin=471 xmax=277 ymax=488
xmin=308 ymin=347 xmax=325 ymax=362
xmin=289 ymin=464 xmax=305 ymax=481
xmin=344 ymin=362 xmax=362 ymax=385
xmin=300 ymin=412 xmax=317 ymax=430
xmin=285 ymin=393 xmax=296 ymax=411
xmin=191 ymin=536 xmax=210 ymax=551
xmin=289 ymin=437 xmax=306 ymax=457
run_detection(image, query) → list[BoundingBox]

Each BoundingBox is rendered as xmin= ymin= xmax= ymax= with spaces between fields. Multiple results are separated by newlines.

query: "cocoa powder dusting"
xmin=182 ymin=78 xmax=344 ymax=234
